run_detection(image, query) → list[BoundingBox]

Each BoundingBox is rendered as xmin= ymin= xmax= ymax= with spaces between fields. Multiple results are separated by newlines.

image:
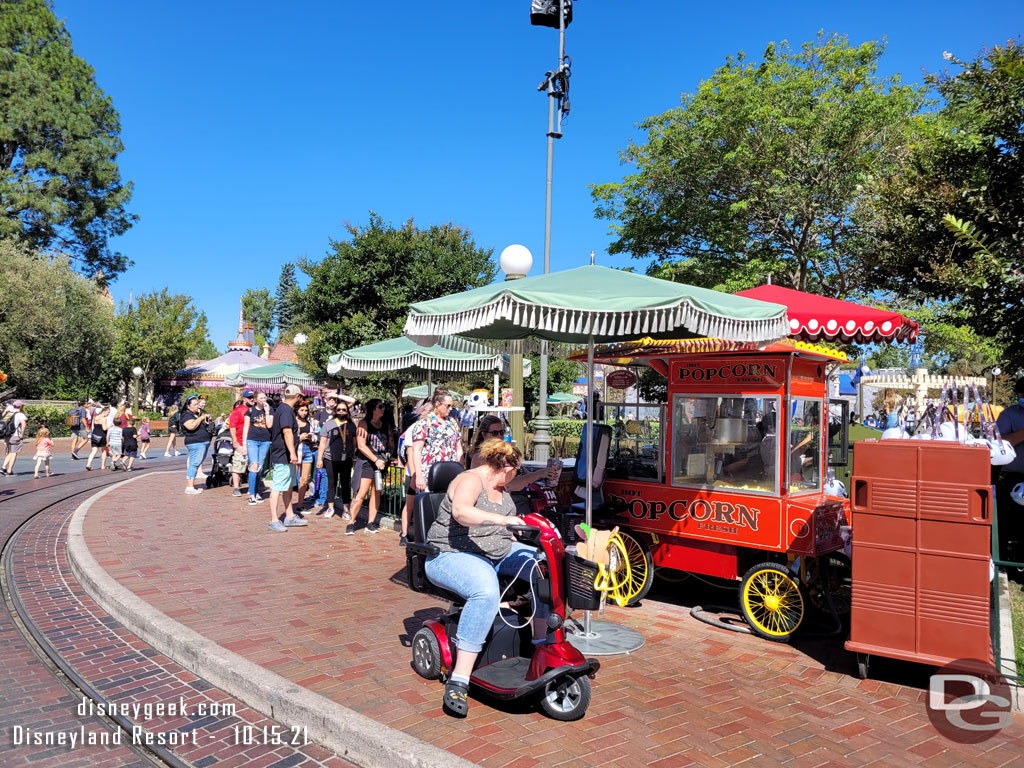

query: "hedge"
xmin=527 ymin=419 xmax=585 ymax=438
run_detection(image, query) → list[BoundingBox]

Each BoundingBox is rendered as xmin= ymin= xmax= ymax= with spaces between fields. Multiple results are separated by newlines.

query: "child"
xmin=139 ymin=416 xmax=151 ymax=459
xmin=121 ymin=417 xmax=139 ymax=471
xmin=107 ymin=419 xmax=124 ymax=471
xmin=33 ymin=425 xmax=53 ymax=479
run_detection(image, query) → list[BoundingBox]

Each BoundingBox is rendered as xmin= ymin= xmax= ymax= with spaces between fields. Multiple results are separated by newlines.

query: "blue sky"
xmin=57 ymin=1 xmax=1022 ymax=350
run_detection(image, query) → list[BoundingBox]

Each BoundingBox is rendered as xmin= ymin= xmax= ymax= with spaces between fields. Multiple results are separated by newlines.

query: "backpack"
xmin=67 ymin=408 xmax=83 ymax=428
xmin=0 ymin=412 xmax=18 ymax=441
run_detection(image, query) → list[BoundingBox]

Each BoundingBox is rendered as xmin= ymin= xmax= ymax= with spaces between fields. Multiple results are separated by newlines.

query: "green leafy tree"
xmin=193 ymin=338 xmax=219 ymax=360
xmin=298 ymin=212 xmax=497 ymax=381
xmin=867 ymin=41 xmax=1024 ymax=370
xmin=0 ymin=0 xmax=135 ymax=280
xmin=0 ymin=240 xmax=115 ymax=398
xmin=273 ymin=263 xmax=301 ymax=336
xmin=591 ymin=33 xmax=924 ymax=297
xmin=105 ymin=289 xmax=210 ymax=399
xmin=241 ymin=287 xmax=275 ymax=347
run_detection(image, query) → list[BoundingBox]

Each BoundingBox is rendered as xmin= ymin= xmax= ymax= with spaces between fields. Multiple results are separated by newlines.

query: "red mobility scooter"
xmin=405 ymin=461 xmax=601 ymax=720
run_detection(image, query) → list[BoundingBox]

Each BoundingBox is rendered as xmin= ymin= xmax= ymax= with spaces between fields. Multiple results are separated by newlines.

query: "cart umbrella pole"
xmin=584 ymin=335 xmax=595 ymax=636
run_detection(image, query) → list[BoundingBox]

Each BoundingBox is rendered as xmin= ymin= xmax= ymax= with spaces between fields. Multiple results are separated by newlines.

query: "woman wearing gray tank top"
xmin=424 ymin=441 xmax=549 ymax=717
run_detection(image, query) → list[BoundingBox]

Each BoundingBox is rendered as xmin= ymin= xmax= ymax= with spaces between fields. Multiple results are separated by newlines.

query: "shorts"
xmin=272 ymin=462 xmax=298 ymax=492
xmin=108 ymin=442 xmax=123 ymax=455
xmin=74 ymin=427 xmax=89 ymax=439
xmin=301 ymin=443 xmax=314 ymax=464
xmin=34 ymin=452 xmax=51 ymax=460
xmin=123 ymin=450 xmax=138 ymax=458
xmin=229 ymin=445 xmax=248 ymax=474
xmin=141 ymin=437 xmax=151 ymax=444
xmin=5 ymin=440 xmax=23 ymax=455
xmin=405 ymin=474 xmax=418 ymax=496
xmin=354 ymin=458 xmax=374 ymax=483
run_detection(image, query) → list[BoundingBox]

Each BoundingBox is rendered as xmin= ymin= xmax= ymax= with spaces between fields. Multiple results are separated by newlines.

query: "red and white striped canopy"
xmin=735 ymin=285 xmax=918 ymax=344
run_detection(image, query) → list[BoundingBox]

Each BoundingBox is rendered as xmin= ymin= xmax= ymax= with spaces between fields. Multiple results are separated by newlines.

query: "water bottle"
xmin=374 ymin=468 xmax=383 ymax=492
xmin=504 ymin=426 xmax=512 ymax=443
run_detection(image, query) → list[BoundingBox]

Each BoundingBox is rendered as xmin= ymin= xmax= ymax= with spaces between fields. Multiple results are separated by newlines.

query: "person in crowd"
xmin=423 ymin=441 xmax=548 ymax=718
xmin=316 ymin=399 xmax=356 ymax=519
xmin=112 ymin=403 xmax=128 ymax=429
xmin=995 ymin=377 xmax=1024 ymax=562
xmin=181 ymin=393 xmax=212 ymax=495
xmin=33 ymin=425 xmax=54 ymax=478
xmin=411 ymin=387 xmax=462 ymax=493
xmin=85 ymin=406 xmax=110 ymax=471
xmin=345 ymin=398 xmax=391 ymax=535
xmin=121 ymin=417 xmax=139 ymax=471
xmin=294 ymin=400 xmax=318 ymax=512
xmin=242 ymin=391 xmax=274 ymax=505
xmin=468 ymin=414 xmax=559 ymax=489
xmin=165 ymin=405 xmax=182 ymax=456
xmin=267 ymin=385 xmax=307 ymax=532
xmin=399 ymin=400 xmax=433 ymax=546
xmin=1 ymin=400 xmax=28 ymax=476
xmin=311 ymin=391 xmax=340 ymax=509
xmin=138 ymin=416 xmax=151 ymax=459
xmin=107 ymin=416 xmax=124 ymax=471
xmin=226 ymin=392 xmax=254 ymax=498
xmin=68 ymin=400 xmax=91 ymax=459
xmin=400 ymin=402 xmax=417 ymax=433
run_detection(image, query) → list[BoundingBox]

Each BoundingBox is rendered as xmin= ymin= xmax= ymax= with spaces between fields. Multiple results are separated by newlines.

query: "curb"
xmin=996 ymin=571 xmax=1022 ymax=712
xmin=66 ymin=473 xmax=477 ymax=768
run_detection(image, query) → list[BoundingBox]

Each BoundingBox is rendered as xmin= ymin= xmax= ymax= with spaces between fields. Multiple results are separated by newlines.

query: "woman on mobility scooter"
xmin=423 ymin=441 xmax=552 ymax=717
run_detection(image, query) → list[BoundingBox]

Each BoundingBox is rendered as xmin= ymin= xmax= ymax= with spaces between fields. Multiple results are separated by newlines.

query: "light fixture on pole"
xmin=532 ymin=0 xmax=573 ymax=464
xmin=500 ymin=245 xmax=532 ymax=449
xmin=989 ymin=366 xmax=1001 ymax=397
xmin=131 ymin=366 xmax=144 ymax=418
xmin=293 ymin=332 xmax=308 ymax=345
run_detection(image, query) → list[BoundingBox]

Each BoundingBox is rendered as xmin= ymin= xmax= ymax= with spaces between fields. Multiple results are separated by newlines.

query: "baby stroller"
xmin=206 ymin=429 xmax=235 ymax=488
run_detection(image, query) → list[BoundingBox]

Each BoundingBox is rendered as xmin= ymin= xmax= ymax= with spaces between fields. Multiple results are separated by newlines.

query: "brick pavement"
xmin=81 ymin=472 xmax=1024 ymax=767
xmin=0 ymin=471 xmax=356 ymax=767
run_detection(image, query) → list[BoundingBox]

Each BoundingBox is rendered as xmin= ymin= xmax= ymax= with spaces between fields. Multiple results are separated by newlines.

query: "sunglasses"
xmin=486 ymin=429 xmax=505 ymax=437
xmin=336 ymin=409 xmax=349 ymax=415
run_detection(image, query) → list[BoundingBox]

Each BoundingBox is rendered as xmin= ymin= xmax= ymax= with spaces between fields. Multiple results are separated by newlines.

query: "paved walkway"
xmin=0 ymin=469 xmax=355 ymax=768
xmin=76 ymin=472 xmax=1023 ymax=767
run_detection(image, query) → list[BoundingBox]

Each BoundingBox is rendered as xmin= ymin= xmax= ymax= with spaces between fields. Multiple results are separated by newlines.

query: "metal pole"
xmin=533 ymin=0 xmax=567 ymax=465
xmin=427 ymin=369 xmax=433 ymax=399
xmin=583 ymin=333 xmax=594 ymax=636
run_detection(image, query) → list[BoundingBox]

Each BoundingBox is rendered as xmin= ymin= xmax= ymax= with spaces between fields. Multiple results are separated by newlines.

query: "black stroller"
xmin=206 ymin=428 xmax=235 ymax=488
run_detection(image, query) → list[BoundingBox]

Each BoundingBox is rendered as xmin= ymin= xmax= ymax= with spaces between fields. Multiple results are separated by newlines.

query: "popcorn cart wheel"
xmin=606 ymin=530 xmax=655 ymax=607
xmin=739 ymin=562 xmax=809 ymax=642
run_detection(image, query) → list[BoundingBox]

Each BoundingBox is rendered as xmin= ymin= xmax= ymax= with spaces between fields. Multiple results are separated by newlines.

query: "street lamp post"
xmin=132 ymin=366 xmax=144 ymax=418
xmin=533 ymin=0 xmax=572 ymax=464
xmin=500 ymin=245 xmax=532 ymax=449
xmin=858 ymin=362 xmax=871 ymax=422
xmin=989 ymin=366 xmax=1001 ymax=400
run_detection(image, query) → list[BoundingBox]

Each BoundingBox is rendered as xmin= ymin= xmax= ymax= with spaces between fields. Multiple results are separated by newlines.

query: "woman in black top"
xmin=316 ymin=400 xmax=356 ymax=519
xmin=181 ymin=393 xmax=213 ymax=494
xmin=345 ymin=398 xmax=392 ymax=535
xmin=294 ymin=401 xmax=317 ymax=512
xmin=85 ymin=406 xmax=109 ymax=471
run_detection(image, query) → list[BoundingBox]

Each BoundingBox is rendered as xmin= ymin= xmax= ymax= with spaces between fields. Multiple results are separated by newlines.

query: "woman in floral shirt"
xmin=412 ymin=387 xmax=463 ymax=491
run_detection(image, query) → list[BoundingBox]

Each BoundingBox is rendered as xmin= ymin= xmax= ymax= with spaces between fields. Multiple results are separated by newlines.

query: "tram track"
xmin=1 ymin=467 xmax=191 ymax=768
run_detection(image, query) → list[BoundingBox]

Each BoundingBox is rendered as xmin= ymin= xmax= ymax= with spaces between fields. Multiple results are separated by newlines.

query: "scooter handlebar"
xmin=508 ymin=525 xmax=542 ymax=543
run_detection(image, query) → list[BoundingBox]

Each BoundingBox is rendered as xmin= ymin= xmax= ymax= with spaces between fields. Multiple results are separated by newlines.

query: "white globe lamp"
xmin=132 ymin=366 xmax=144 ymax=377
xmin=293 ymin=333 xmax=308 ymax=345
xmin=499 ymin=244 xmax=533 ymax=280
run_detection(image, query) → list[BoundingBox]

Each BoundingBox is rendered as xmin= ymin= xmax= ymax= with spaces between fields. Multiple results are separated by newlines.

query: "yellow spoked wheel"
xmin=739 ymin=562 xmax=807 ymax=642
xmin=603 ymin=531 xmax=653 ymax=607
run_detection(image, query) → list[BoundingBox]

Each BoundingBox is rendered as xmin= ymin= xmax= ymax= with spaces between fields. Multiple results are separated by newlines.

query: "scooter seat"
xmin=406 ymin=461 xmax=466 ymax=598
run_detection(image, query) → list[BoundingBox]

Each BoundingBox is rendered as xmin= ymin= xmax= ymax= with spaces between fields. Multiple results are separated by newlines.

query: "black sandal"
xmin=442 ymin=680 xmax=469 ymax=718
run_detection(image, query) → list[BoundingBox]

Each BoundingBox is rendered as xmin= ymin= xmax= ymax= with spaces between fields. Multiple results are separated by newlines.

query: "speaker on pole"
xmin=530 ymin=0 xmax=572 ymax=29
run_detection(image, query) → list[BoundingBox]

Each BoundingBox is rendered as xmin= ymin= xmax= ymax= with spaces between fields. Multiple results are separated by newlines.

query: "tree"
xmin=591 ymin=33 xmax=924 ymax=297
xmin=867 ymin=41 xmax=1024 ymax=371
xmin=193 ymin=338 xmax=219 ymax=360
xmin=273 ymin=263 xmax=301 ymax=336
xmin=0 ymin=240 xmax=115 ymax=398
xmin=106 ymin=289 xmax=210 ymax=400
xmin=241 ymin=287 xmax=275 ymax=347
xmin=524 ymin=355 xmax=582 ymax=408
xmin=298 ymin=212 xmax=497 ymax=377
xmin=0 ymin=0 xmax=135 ymax=280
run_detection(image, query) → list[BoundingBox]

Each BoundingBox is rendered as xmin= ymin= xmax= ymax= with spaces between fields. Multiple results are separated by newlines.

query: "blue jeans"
xmin=246 ymin=440 xmax=270 ymax=496
xmin=424 ymin=542 xmax=548 ymax=653
xmin=185 ymin=442 xmax=208 ymax=480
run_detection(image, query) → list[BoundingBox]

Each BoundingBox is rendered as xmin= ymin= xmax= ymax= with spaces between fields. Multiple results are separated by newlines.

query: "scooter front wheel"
xmin=538 ymin=674 xmax=591 ymax=721
xmin=411 ymin=627 xmax=442 ymax=680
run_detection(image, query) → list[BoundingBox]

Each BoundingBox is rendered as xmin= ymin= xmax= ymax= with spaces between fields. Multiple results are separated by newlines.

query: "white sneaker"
xmin=164 ymin=452 xmax=171 ymax=457
xmin=184 ymin=487 xmax=203 ymax=495
xmin=324 ymin=508 xmax=335 ymax=519
xmin=174 ymin=451 xmax=182 ymax=456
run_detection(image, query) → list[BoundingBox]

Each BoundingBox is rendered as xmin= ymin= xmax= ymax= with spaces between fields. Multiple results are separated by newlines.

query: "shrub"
xmin=22 ymin=405 xmax=74 ymax=437
xmin=527 ymin=419 xmax=585 ymax=438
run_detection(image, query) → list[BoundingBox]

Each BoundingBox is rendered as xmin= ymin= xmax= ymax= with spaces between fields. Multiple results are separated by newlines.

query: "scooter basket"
xmin=565 ymin=552 xmax=602 ymax=610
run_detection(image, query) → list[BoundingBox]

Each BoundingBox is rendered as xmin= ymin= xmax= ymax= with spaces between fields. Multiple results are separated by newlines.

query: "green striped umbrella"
xmin=223 ymin=361 xmax=324 ymax=392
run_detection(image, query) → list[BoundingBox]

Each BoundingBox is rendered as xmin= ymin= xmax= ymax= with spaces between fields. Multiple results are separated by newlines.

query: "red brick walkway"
xmin=1 ymin=474 xmax=355 ymax=768
xmin=82 ymin=472 xmax=1024 ymax=767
